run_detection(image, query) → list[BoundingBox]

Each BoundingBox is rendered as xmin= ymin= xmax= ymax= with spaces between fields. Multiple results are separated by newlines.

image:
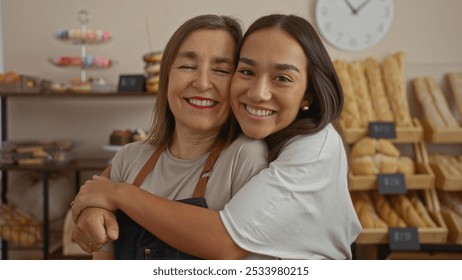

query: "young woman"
xmin=72 ymin=14 xmax=268 ymax=259
xmin=71 ymin=14 xmax=361 ymax=260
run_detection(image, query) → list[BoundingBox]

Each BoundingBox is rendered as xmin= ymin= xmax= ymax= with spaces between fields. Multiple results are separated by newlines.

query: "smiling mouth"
xmin=186 ymin=98 xmax=217 ymax=107
xmin=243 ymin=104 xmax=274 ymax=117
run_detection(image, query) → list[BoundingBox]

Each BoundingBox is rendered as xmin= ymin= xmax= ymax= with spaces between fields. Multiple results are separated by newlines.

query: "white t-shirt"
xmin=101 ymin=134 xmax=269 ymax=254
xmin=220 ymin=124 xmax=362 ymax=259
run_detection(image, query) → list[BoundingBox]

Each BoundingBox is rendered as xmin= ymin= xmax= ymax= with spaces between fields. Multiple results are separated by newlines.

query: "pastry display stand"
xmin=50 ymin=10 xmax=113 ymax=84
xmin=0 ymin=91 xmax=155 ymax=259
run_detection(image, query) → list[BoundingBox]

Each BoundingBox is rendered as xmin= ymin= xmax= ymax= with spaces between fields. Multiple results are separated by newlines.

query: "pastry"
xmin=109 ymin=129 xmax=133 ymax=145
xmin=376 ymin=139 xmax=400 ymax=157
xmin=398 ymin=156 xmax=415 ymax=175
xmin=352 ymin=156 xmax=379 ymax=175
xmin=350 ymin=137 xmax=377 ymax=158
xmin=143 ymin=51 xmax=163 ymax=64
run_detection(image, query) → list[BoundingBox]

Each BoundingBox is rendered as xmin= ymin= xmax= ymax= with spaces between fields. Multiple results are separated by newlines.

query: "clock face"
xmin=315 ymin=0 xmax=394 ymax=51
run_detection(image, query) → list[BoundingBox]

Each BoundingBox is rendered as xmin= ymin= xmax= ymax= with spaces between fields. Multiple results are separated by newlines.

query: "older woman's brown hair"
xmin=146 ymin=14 xmax=243 ymax=148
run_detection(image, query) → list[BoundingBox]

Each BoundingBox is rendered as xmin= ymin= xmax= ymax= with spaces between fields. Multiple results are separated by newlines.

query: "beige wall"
xmin=2 ymin=0 xmax=462 ymax=157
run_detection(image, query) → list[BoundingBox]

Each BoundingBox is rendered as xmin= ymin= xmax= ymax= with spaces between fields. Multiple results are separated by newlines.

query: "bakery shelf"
xmin=348 ymin=162 xmax=435 ymax=191
xmin=430 ymin=163 xmax=462 ymax=191
xmin=420 ymin=119 xmax=462 ymax=143
xmin=440 ymin=211 xmax=462 ymax=244
xmin=355 ymin=189 xmax=448 ymax=245
xmin=338 ymin=118 xmax=424 ymax=144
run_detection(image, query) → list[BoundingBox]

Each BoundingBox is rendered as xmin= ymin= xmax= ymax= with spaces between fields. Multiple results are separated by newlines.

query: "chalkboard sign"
xmin=368 ymin=122 xmax=397 ymax=139
xmin=117 ymin=74 xmax=145 ymax=92
xmin=388 ymin=227 xmax=420 ymax=251
xmin=377 ymin=173 xmax=407 ymax=194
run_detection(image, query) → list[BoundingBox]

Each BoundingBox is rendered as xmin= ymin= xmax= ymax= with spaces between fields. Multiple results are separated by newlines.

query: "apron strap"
xmin=132 ymin=145 xmax=166 ymax=187
xmin=132 ymin=143 xmax=224 ymax=197
xmin=192 ymin=147 xmax=222 ymax=198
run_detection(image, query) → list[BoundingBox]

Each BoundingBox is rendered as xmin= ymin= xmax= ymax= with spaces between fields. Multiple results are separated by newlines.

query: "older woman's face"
xmin=231 ymin=28 xmax=308 ymax=139
xmin=168 ymin=29 xmax=236 ymax=136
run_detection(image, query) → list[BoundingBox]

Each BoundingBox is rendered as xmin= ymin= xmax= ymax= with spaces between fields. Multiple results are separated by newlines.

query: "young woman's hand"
xmin=71 ymin=175 xmax=121 ymax=222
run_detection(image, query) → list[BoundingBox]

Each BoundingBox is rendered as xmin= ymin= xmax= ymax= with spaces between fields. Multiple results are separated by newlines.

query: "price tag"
xmin=377 ymin=173 xmax=407 ymax=194
xmin=368 ymin=122 xmax=397 ymax=139
xmin=388 ymin=227 xmax=420 ymax=251
xmin=117 ymin=74 xmax=146 ymax=92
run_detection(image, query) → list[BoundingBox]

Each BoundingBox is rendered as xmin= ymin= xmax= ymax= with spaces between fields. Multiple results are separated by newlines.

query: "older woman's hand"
xmin=73 ymin=207 xmax=119 ymax=253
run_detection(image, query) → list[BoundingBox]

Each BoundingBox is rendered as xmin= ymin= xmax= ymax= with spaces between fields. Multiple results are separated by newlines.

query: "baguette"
xmin=352 ymin=192 xmax=388 ymax=228
xmin=412 ymin=77 xmax=447 ymax=127
xmin=390 ymin=195 xmax=428 ymax=227
xmin=349 ymin=61 xmax=377 ymax=126
xmin=446 ymin=72 xmax=462 ymax=118
xmin=382 ymin=52 xmax=413 ymax=127
xmin=363 ymin=57 xmax=394 ymax=122
xmin=371 ymin=192 xmax=406 ymax=227
xmin=409 ymin=192 xmax=437 ymax=228
xmin=425 ymin=77 xmax=459 ymax=128
xmin=334 ymin=60 xmax=362 ymax=128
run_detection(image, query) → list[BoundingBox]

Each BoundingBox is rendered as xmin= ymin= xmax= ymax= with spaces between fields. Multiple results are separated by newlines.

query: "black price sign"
xmin=377 ymin=173 xmax=407 ymax=194
xmin=388 ymin=227 xmax=420 ymax=251
xmin=117 ymin=74 xmax=146 ymax=92
xmin=368 ymin=122 xmax=397 ymax=139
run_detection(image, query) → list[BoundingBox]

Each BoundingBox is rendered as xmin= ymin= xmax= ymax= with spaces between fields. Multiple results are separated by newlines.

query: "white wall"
xmin=2 ymin=0 xmax=462 ymax=157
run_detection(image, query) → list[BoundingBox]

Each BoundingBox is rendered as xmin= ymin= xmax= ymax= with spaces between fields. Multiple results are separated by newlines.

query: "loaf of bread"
xmin=334 ymin=60 xmax=362 ymax=128
xmin=390 ymin=195 xmax=428 ymax=227
xmin=425 ymin=77 xmax=459 ymax=128
xmin=412 ymin=77 xmax=447 ymax=127
xmin=351 ymin=192 xmax=388 ymax=228
xmin=0 ymin=204 xmax=42 ymax=247
xmin=349 ymin=61 xmax=377 ymax=126
xmin=438 ymin=191 xmax=462 ymax=218
xmin=352 ymin=156 xmax=379 ymax=175
xmin=382 ymin=52 xmax=413 ymax=127
xmin=398 ymin=156 xmax=415 ymax=175
xmin=364 ymin=57 xmax=394 ymax=122
xmin=430 ymin=153 xmax=462 ymax=176
xmin=377 ymin=139 xmax=400 ymax=157
xmin=408 ymin=192 xmax=437 ymax=228
xmin=371 ymin=192 xmax=406 ymax=227
xmin=446 ymin=72 xmax=462 ymax=119
xmin=350 ymin=137 xmax=377 ymax=158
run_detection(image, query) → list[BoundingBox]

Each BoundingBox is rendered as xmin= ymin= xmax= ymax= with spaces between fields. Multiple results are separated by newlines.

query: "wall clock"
xmin=315 ymin=0 xmax=394 ymax=52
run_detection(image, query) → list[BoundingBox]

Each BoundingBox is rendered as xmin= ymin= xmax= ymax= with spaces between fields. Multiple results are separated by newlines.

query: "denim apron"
xmin=114 ymin=145 xmax=222 ymax=260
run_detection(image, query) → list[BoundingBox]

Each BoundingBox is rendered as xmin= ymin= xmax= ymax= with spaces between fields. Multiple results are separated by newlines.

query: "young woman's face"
xmin=168 ymin=29 xmax=236 ymax=136
xmin=231 ymin=28 xmax=309 ymax=139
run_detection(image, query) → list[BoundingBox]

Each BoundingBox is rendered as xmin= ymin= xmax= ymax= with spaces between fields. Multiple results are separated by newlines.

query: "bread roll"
xmin=398 ymin=156 xmax=415 ymax=175
xmin=377 ymin=139 xmax=400 ymax=157
xmin=349 ymin=61 xmax=377 ymax=126
xmin=373 ymin=154 xmax=399 ymax=173
xmin=352 ymin=156 xmax=379 ymax=175
xmin=382 ymin=52 xmax=413 ymax=127
xmin=351 ymin=137 xmax=377 ymax=158
xmin=364 ymin=57 xmax=394 ymax=122
xmin=334 ymin=60 xmax=362 ymax=128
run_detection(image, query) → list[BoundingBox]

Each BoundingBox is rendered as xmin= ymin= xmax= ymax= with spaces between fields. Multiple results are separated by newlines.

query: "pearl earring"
xmin=302 ymin=105 xmax=309 ymax=112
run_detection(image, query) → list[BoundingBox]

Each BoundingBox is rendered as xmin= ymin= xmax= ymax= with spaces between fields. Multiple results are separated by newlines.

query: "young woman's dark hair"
xmin=241 ymin=14 xmax=344 ymax=161
xmin=147 ymin=14 xmax=243 ymax=148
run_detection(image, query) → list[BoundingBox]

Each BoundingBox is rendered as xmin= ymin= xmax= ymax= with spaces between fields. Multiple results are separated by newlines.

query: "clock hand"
xmin=355 ymin=0 xmax=372 ymax=14
xmin=343 ymin=0 xmax=358 ymax=14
